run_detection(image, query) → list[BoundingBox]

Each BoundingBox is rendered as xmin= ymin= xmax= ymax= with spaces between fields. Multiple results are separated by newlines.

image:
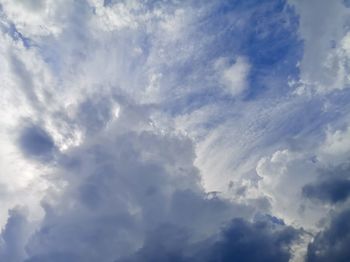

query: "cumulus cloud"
xmin=0 ymin=104 xmax=257 ymax=261
xmin=253 ymin=128 xmax=350 ymax=260
xmin=255 ymin=149 xmax=322 ymax=228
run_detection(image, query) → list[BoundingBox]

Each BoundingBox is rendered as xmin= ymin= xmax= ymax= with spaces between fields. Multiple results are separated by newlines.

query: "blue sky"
xmin=0 ymin=0 xmax=350 ymax=261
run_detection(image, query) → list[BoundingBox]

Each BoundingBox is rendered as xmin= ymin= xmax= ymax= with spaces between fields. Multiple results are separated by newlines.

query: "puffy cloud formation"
xmin=0 ymin=105 xmax=297 ymax=261
xmin=0 ymin=0 xmax=350 ymax=261
xmin=20 ymin=115 xmax=251 ymax=261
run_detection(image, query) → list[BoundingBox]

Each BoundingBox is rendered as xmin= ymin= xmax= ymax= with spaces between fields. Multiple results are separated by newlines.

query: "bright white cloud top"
xmin=0 ymin=0 xmax=350 ymax=262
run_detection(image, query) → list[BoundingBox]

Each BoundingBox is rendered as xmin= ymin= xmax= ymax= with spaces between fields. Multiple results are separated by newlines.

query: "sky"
xmin=0 ymin=0 xmax=350 ymax=261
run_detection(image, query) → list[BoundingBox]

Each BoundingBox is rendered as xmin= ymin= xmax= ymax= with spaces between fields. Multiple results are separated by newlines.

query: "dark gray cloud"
xmin=25 ymin=252 xmax=82 ymax=262
xmin=205 ymin=217 xmax=299 ymax=262
xmin=302 ymin=164 xmax=350 ymax=204
xmin=301 ymin=164 xmax=350 ymax=262
xmin=120 ymin=216 xmax=300 ymax=262
xmin=302 ymin=179 xmax=350 ymax=204
xmin=343 ymin=0 xmax=350 ymax=8
xmin=17 ymin=123 xmax=56 ymax=161
xmin=306 ymin=209 xmax=350 ymax=262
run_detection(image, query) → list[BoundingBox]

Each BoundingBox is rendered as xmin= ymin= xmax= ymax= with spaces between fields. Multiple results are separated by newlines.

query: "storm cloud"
xmin=120 ymin=217 xmax=299 ymax=262
xmin=302 ymin=179 xmax=350 ymax=204
xmin=306 ymin=209 xmax=350 ymax=262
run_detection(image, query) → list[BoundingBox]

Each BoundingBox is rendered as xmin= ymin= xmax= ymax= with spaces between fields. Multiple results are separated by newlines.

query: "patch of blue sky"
xmin=201 ymin=0 xmax=302 ymax=98
xmin=158 ymin=0 xmax=302 ymax=127
xmin=8 ymin=23 xmax=31 ymax=48
xmin=0 ymin=5 xmax=31 ymax=48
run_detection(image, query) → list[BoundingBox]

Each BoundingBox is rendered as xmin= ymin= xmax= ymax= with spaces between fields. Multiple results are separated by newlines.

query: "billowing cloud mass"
xmin=0 ymin=0 xmax=349 ymax=261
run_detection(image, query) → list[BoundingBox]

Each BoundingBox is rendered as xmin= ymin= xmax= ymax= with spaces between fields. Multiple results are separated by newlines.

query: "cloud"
xmin=319 ymin=125 xmax=350 ymax=165
xmin=289 ymin=0 xmax=350 ymax=94
xmin=303 ymin=179 xmax=350 ymax=204
xmin=302 ymin=162 xmax=350 ymax=205
xmin=306 ymin=208 xmax=350 ymax=262
xmin=25 ymin=253 xmax=81 ymax=262
xmin=0 ymin=208 xmax=30 ymax=262
xmin=17 ymin=123 xmax=56 ymax=161
xmin=0 ymin=0 xmax=350 ymax=261
xmin=215 ymin=56 xmax=251 ymax=97
xmin=11 ymin=106 xmax=254 ymax=261
xmin=0 ymin=0 xmax=64 ymax=37
xmin=120 ymin=216 xmax=300 ymax=262
xmin=255 ymin=149 xmax=322 ymax=228
xmin=253 ymin=124 xmax=350 ymax=259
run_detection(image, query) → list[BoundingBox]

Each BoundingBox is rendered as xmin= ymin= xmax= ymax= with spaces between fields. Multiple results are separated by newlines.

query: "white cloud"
xmin=216 ymin=56 xmax=251 ymax=96
xmin=289 ymin=0 xmax=350 ymax=94
xmin=319 ymin=124 xmax=350 ymax=164
xmin=255 ymin=150 xmax=323 ymax=229
xmin=0 ymin=0 xmax=65 ymax=37
xmin=88 ymin=0 xmax=141 ymax=31
xmin=253 ymin=120 xmax=350 ymax=233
